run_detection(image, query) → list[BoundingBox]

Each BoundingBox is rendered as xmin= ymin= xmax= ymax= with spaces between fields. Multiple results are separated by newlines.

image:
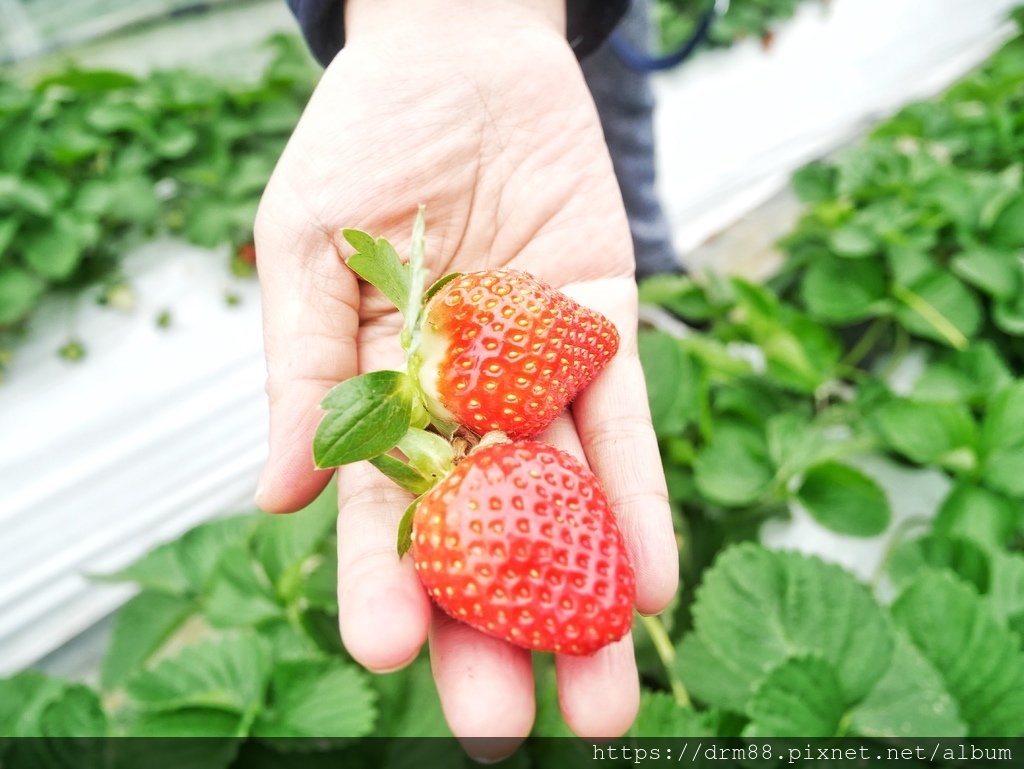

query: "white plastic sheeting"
xmin=0 ymin=0 xmax=238 ymax=62
xmin=1 ymin=0 xmax=1021 ymax=672
xmin=0 ymin=244 xmax=267 ymax=674
xmin=655 ymin=0 xmax=1022 ymax=256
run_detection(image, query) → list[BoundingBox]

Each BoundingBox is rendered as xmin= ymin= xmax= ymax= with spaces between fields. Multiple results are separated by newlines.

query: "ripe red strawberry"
xmin=414 ymin=269 xmax=619 ymax=439
xmin=411 ymin=440 xmax=635 ymax=655
xmin=237 ymin=242 xmax=257 ymax=265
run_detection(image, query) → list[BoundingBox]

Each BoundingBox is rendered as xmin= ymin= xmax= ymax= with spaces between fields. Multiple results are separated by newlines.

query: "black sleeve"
xmin=285 ymin=0 xmax=630 ymax=67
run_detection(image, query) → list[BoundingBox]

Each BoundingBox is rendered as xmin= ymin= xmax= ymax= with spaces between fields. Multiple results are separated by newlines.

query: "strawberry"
xmin=413 ymin=270 xmax=620 ymax=439
xmin=237 ymin=242 xmax=257 ymax=265
xmin=411 ymin=440 xmax=635 ymax=655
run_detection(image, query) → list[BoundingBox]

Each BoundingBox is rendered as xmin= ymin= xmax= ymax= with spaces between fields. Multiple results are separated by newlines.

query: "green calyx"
xmin=312 ymin=209 xmax=465 ymax=515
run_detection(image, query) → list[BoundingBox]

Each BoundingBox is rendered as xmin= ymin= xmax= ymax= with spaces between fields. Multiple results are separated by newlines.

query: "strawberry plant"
xmin=0 ymin=34 xmax=317 ymax=375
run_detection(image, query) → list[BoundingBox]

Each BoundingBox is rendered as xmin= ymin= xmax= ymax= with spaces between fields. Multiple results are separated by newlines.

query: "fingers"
xmin=569 ymin=279 xmax=679 ymax=615
xmin=556 ymin=635 xmax=640 ymax=737
xmin=253 ymin=191 xmax=362 ymax=513
xmin=429 ymin=606 xmax=535 ymax=755
xmin=336 ymin=462 xmax=433 ymax=671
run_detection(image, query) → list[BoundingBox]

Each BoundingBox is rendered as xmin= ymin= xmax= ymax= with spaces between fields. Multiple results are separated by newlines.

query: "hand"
xmin=254 ymin=0 xmax=678 ymax=756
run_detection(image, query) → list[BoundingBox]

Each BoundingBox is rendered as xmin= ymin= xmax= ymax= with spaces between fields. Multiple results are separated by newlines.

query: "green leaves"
xmin=744 ymin=656 xmax=845 ymax=737
xmin=693 ymin=420 xmax=773 ymax=506
xmin=678 ymin=544 xmax=893 ymax=718
xmin=775 ymin=32 xmax=1024 ymax=355
xmin=97 ymin=514 xmax=258 ymax=596
xmin=979 ymin=382 xmax=1024 ymax=497
xmin=0 ymin=265 xmax=45 ymax=325
xmin=628 ymin=692 xmax=715 ymax=737
xmin=100 ymin=591 xmax=196 ymax=690
xmin=125 ymin=633 xmax=272 ymax=715
xmin=639 ymin=329 xmax=698 ymax=438
xmin=791 ymin=161 xmax=838 ymax=203
xmin=676 ymin=543 xmax=1024 ymax=738
xmin=0 ymin=672 xmax=75 ymax=736
xmin=933 ymin=483 xmax=1019 ymax=550
xmin=892 ymin=572 xmax=1024 ymax=736
xmin=20 ymin=213 xmax=85 ymax=280
xmin=846 ymin=632 xmax=965 ymax=737
xmin=871 ymin=398 xmax=977 ymax=470
xmin=892 ymin=275 xmax=979 ymax=349
xmin=950 ymin=247 xmax=1019 ymax=299
xmin=800 ymin=255 xmax=886 ymax=322
xmin=343 ymin=229 xmax=411 ymax=318
xmin=79 ymin=485 xmax=382 ymax=746
xmin=795 ymin=461 xmax=891 ymax=536
xmin=313 ymin=371 xmax=417 ymax=469
xmin=253 ymin=660 xmax=377 ymax=738
xmin=989 ymin=192 xmax=1024 ymax=248
xmin=0 ymin=39 xmax=319 ymax=363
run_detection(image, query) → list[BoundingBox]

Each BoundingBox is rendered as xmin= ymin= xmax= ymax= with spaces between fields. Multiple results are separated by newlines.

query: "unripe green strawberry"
xmin=411 ymin=440 xmax=635 ymax=655
xmin=414 ymin=270 xmax=619 ymax=439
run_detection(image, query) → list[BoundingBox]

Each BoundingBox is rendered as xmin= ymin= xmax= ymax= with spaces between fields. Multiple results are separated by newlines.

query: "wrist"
xmin=344 ymin=0 xmax=567 ymax=49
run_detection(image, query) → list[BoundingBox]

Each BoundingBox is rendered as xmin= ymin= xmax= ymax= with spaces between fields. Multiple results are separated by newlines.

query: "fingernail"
xmin=254 ymin=467 xmax=268 ymax=508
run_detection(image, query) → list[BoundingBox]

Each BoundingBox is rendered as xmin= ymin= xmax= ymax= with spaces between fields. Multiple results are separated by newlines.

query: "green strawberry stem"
xmin=638 ymin=614 xmax=692 ymax=708
xmin=402 ymin=206 xmax=428 ymax=357
xmin=891 ymin=283 xmax=968 ymax=350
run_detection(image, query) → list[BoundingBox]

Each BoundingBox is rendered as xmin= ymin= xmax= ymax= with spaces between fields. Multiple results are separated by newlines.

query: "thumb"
xmin=253 ymin=205 xmax=360 ymax=513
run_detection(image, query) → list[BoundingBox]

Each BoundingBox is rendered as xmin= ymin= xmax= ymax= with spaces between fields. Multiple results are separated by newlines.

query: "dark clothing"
xmin=285 ymin=0 xmax=629 ymax=67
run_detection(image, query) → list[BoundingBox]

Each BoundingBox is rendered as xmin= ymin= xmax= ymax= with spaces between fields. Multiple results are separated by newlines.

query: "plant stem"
xmin=869 ymin=515 xmax=932 ymax=592
xmin=840 ymin=317 xmax=890 ymax=369
xmin=881 ymin=323 xmax=911 ymax=381
xmin=638 ymin=614 xmax=691 ymax=708
xmin=891 ymin=284 xmax=968 ymax=350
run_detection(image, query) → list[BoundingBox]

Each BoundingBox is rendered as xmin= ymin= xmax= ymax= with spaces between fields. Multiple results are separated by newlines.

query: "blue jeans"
xmin=581 ymin=0 xmax=679 ymax=278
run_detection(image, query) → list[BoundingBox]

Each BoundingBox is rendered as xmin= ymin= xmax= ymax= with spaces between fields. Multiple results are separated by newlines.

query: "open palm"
xmin=254 ymin=4 xmax=677 ymax=755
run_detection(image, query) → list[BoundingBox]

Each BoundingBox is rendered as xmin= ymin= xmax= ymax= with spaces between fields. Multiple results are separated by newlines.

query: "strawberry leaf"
xmin=678 ymin=544 xmax=893 ymax=711
xmin=847 ymin=631 xmax=966 ymax=738
xmin=795 ymin=461 xmax=891 ymax=537
xmin=314 ymin=371 xmax=416 ymax=469
xmin=124 ymin=633 xmax=271 ymax=714
xmin=343 ymin=229 xmax=410 ymax=318
xmin=892 ymin=571 xmax=1024 ymax=736
xmin=743 ymin=655 xmax=845 ymax=737
xmin=627 ymin=691 xmax=715 ymax=737
xmin=92 ymin=515 xmax=257 ymax=596
xmin=100 ymin=591 xmax=196 ymax=690
xmin=251 ymin=659 xmax=377 ymax=738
